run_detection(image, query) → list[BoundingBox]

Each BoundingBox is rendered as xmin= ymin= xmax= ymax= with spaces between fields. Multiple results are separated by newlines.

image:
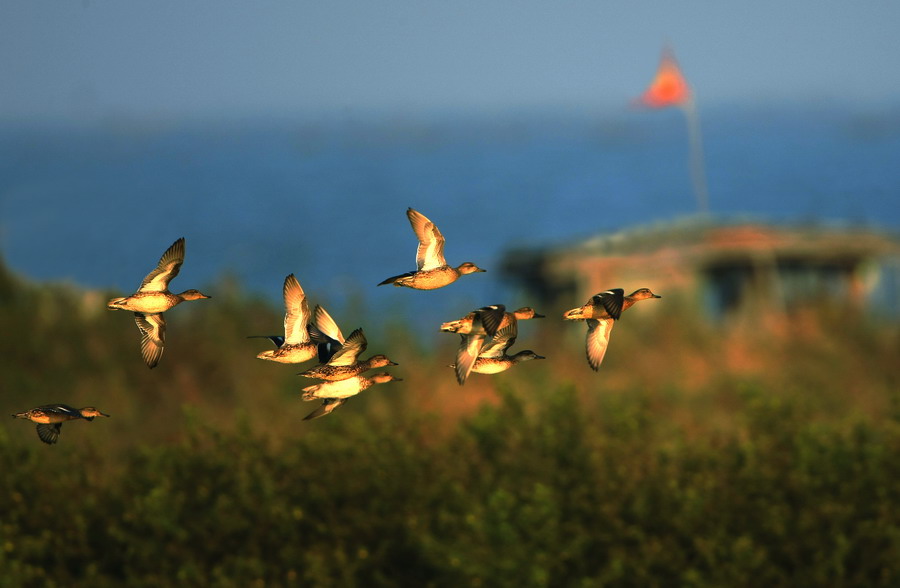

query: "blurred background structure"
xmin=502 ymin=220 xmax=900 ymax=320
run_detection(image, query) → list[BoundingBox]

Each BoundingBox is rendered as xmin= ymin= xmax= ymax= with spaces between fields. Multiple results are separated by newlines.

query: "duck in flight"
xmin=13 ymin=404 xmax=110 ymax=445
xmin=250 ymin=274 xmax=335 ymax=365
xmin=106 ymin=237 xmax=210 ymax=368
xmin=378 ymin=208 xmax=486 ymax=290
xmin=563 ymin=288 xmax=661 ymax=370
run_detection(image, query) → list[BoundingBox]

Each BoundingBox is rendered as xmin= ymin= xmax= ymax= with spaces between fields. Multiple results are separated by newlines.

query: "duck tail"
xmin=377 ymin=272 xmax=414 ymax=286
xmin=107 ymin=297 xmax=128 ymax=310
xmin=562 ymin=308 xmax=584 ymax=320
xmin=440 ymin=320 xmax=462 ymax=333
xmin=301 ymin=388 xmax=320 ymax=401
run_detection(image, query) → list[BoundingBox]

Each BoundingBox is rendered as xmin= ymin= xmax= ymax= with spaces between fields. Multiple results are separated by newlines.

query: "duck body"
xmin=379 ymin=264 xmax=483 ymax=290
xmin=378 ymin=208 xmax=485 ymax=290
xmin=441 ymin=305 xmax=543 ymax=335
xmin=257 ymin=344 xmax=321 ymax=364
xmin=563 ymin=289 xmax=625 ymax=321
xmin=107 ymin=290 xmax=209 ymax=314
xmin=461 ymin=350 xmax=546 ymax=375
xmin=302 ymin=374 xmax=382 ymax=400
xmin=301 ymin=372 xmax=402 ymax=420
xmin=299 ymin=351 xmax=397 ymax=381
xmin=13 ymin=405 xmax=110 ymax=445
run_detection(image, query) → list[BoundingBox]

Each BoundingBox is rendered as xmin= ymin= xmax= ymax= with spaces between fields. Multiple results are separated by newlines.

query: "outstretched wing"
xmin=455 ymin=332 xmax=486 ymax=386
xmin=585 ymin=318 xmax=615 ymax=370
xmin=478 ymin=325 xmax=517 ymax=359
xmin=138 ymin=238 xmax=185 ymax=293
xmin=134 ymin=312 xmax=166 ymax=369
xmin=282 ymin=274 xmax=311 ymax=345
xmin=407 ymin=208 xmax=447 ymax=270
xmin=325 ymin=328 xmax=367 ymax=367
xmin=314 ymin=305 xmax=345 ymax=345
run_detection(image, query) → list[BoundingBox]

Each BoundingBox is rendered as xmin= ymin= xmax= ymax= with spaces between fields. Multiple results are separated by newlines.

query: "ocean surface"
xmin=1 ymin=104 xmax=899 ymax=325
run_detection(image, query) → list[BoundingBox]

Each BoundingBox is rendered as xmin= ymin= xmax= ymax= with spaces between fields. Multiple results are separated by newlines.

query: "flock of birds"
xmin=12 ymin=207 xmax=660 ymax=443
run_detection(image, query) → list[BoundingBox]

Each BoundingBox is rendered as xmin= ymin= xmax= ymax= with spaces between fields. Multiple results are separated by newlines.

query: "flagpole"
xmin=680 ymin=97 xmax=710 ymax=215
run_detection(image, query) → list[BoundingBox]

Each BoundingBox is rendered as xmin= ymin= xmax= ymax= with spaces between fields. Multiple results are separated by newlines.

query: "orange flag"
xmin=633 ymin=47 xmax=709 ymax=214
xmin=634 ymin=48 xmax=691 ymax=109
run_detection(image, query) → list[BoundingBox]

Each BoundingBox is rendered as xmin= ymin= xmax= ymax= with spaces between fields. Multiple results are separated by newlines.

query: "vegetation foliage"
xmin=1 ymin=258 xmax=899 ymax=587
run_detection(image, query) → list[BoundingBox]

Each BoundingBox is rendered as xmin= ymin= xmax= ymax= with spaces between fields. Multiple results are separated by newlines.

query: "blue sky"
xmin=2 ymin=2 xmax=900 ymax=122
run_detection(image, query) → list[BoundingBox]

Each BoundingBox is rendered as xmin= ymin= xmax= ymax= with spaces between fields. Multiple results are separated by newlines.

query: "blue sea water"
xmin=1 ymin=104 xmax=899 ymax=324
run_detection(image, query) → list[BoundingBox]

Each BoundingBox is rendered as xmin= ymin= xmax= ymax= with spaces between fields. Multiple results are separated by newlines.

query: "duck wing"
xmin=478 ymin=325 xmax=517 ymax=359
xmin=455 ymin=332 xmax=486 ymax=385
xmin=135 ymin=312 xmax=166 ymax=369
xmin=36 ymin=404 xmax=80 ymax=417
xmin=138 ymin=237 xmax=185 ymax=293
xmin=475 ymin=305 xmax=506 ymax=337
xmin=312 ymin=304 xmax=347 ymax=362
xmin=591 ymin=289 xmax=625 ymax=320
xmin=325 ymin=328 xmax=368 ymax=367
xmin=407 ymin=208 xmax=447 ymax=271
xmin=303 ymin=398 xmax=348 ymax=421
xmin=282 ymin=274 xmax=311 ymax=345
xmin=36 ymin=423 xmax=62 ymax=445
xmin=313 ymin=305 xmax=345 ymax=345
xmin=585 ymin=318 xmax=615 ymax=370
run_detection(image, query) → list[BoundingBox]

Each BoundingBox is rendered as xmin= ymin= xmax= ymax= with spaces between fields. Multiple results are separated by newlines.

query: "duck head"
xmin=513 ymin=307 xmax=545 ymax=319
xmin=627 ymin=288 xmax=662 ymax=301
xmin=512 ymin=350 xmax=546 ymax=362
xmin=456 ymin=262 xmax=486 ymax=275
xmin=79 ymin=407 xmax=110 ymax=420
xmin=178 ymin=289 xmax=212 ymax=301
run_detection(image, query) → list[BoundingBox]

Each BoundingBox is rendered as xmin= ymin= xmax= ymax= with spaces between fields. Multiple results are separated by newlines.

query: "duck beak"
xmin=562 ymin=309 xmax=581 ymax=320
xmin=533 ymin=313 xmax=546 ymax=319
xmin=652 ymin=294 xmax=662 ymax=298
